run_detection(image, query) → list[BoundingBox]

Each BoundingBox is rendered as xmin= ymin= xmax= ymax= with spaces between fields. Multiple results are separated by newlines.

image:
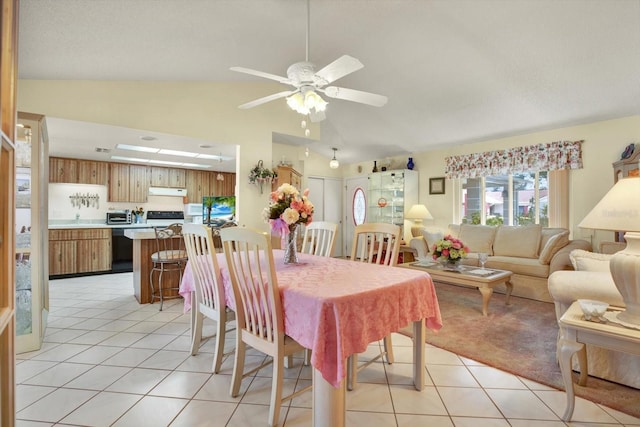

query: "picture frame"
xmin=429 ymin=177 xmax=445 ymax=195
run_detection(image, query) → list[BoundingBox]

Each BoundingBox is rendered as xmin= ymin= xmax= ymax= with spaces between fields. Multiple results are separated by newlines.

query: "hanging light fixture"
xmin=216 ymin=172 xmax=224 ymax=181
xmin=329 ymin=148 xmax=339 ymax=169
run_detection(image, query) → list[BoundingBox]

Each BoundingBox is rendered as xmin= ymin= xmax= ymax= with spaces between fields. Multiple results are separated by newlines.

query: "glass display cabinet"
xmin=367 ymin=169 xmax=418 ymax=237
xmin=16 ymin=112 xmax=49 ymax=353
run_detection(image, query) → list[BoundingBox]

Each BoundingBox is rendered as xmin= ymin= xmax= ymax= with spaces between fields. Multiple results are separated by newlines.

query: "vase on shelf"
xmin=283 ymin=224 xmax=299 ymax=264
xmin=407 ymin=157 xmax=414 ymax=170
xmin=372 ymin=161 xmax=378 ymax=173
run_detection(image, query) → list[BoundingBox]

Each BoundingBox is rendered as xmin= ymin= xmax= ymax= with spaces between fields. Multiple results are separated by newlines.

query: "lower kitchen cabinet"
xmin=49 ymin=228 xmax=112 ymax=276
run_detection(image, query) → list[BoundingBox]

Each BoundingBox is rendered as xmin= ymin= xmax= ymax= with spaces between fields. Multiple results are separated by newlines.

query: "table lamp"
xmin=579 ymin=176 xmax=640 ymax=324
xmin=406 ymin=204 xmax=433 ymax=237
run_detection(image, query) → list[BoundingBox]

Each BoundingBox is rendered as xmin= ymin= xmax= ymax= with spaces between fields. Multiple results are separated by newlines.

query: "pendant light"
xmin=329 ymin=148 xmax=339 ymax=169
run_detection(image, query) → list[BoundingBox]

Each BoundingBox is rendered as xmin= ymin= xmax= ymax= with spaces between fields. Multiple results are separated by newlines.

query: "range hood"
xmin=148 ymin=187 xmax=188 ymax=197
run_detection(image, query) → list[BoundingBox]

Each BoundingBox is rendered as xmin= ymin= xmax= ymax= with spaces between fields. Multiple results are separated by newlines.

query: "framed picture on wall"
xmin=429 ymin=177 xmax=445 ymax=195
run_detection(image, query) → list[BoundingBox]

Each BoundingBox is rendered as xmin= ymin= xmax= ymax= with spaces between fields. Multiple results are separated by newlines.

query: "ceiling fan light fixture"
xmin=287 ymin=92 xmax=309 ymax=115
xmin=329 ymin=147 xmax=339 ymax=169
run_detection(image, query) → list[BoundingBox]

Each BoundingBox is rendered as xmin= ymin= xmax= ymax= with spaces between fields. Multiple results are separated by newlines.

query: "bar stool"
xmin=149 ymin=223 xmax=188 ymax=311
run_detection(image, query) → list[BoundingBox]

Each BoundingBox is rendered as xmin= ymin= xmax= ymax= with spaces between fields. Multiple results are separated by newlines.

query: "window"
xmin=460 ymin=171 xmax=549 ymax=226
xmin=352 ymin=188 xmax=366 ymax=225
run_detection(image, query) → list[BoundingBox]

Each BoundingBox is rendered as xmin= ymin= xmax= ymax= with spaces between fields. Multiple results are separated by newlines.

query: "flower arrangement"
xmin=263 ymin=183 xmax=314 ymax=236
xmin=133 ymin=206 xmax=144 ymax=217
xmin=432 ymin=235 xmax=469 ymax=262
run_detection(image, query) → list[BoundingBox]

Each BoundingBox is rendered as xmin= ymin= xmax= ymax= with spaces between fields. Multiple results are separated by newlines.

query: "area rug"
xmin=426 ymin=282 xmax=640 ymax=418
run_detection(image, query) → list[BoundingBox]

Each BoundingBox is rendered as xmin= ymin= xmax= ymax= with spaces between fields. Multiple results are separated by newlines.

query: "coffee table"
xmin=402 ymin=260 xmax=513 ymax=316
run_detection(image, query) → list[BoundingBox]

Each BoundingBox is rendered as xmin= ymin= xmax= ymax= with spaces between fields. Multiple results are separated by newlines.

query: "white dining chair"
xmin=220 ymin=227 xmax=310 ymax=427
xmin=300 ymin=221 xmax=338 ymax=257
xmin=347 ymin=222 xmax=401 ymax=390
xmin=182 ymin=224 xmax=235 ymax=374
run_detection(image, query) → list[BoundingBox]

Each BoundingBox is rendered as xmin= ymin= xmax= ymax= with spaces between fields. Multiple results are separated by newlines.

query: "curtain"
xmin=445 ymin=140 xmax=583 ymax=179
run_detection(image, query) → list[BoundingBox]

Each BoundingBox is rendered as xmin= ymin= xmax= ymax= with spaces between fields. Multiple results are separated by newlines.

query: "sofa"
xmin=410 ymin=224 xmax=592 ymax=302
xmin=548 ymin=249 xmax=640 ymax=389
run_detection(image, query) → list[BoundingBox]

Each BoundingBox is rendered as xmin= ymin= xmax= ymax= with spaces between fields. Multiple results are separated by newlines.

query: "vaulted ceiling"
xmin=17 ymin=0 xmax=640 ymax=166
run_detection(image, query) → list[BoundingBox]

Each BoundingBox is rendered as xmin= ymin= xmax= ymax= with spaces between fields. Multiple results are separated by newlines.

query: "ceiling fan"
xmin=230 ymin=0 xmax=388 ymax=123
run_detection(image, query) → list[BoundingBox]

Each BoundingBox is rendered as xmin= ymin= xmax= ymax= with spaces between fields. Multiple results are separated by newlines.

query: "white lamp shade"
xmin=406 ymin=204 xmax=433 ymax=221
xmin=579 ymin=177 xmax=640 ymax=232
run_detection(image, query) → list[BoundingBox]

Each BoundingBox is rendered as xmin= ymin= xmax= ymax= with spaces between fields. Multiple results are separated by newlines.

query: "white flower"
xmin=282 ymin=208 xmax=300 ymax=225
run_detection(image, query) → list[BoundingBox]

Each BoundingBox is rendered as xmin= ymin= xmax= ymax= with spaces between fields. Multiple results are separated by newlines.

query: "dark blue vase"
xmin=407 ymin=157 xmax=414 ymax=170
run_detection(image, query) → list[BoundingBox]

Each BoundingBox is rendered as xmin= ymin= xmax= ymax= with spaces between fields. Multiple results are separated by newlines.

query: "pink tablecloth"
xmin=179 ymin=250 xmax=442 ymax=387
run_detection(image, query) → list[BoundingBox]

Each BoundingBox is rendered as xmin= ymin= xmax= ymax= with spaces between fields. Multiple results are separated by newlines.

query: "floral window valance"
xmin=444 ymin=140 xmax=583 ymax=179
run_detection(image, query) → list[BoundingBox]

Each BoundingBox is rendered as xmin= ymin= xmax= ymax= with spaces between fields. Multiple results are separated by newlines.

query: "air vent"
xmin=95 ymin=147 xmax=111 ymax=153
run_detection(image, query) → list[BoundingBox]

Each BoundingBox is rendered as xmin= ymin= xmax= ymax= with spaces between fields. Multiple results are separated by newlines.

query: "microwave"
xmin=106 ymin=210 xmax=132 ymax=225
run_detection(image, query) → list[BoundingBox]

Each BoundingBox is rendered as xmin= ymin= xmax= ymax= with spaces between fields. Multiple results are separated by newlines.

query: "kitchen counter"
xmin=48 ymin=223 xmax=152 ymax=229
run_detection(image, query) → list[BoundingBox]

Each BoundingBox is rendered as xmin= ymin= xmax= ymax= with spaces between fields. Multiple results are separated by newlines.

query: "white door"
xmin=344 ymin=176 xmax=368 ymax=256
xmin=308 ymin=177 xmax=343 ymax=257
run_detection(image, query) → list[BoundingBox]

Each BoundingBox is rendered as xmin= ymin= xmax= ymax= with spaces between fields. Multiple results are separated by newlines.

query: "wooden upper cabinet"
xmin=210 ymin=172 xmax=236 ymax=196
xmin=168 ymin=168 xmax=186 ymax=188
xmin=77 ymin=160 xmax=107 ymax=185
xmin=108 ymin=163 xmax=130 ymax=202
xmin=150 ymin=167 xmax=186 ymax=188
xmin=129 ymin=165 xmax=149 ymax=203
xmin=186 ymin=170 xmax=210 ymax=203
xmin=273 ymin=166 xmax=302 ymax=191
xmin=49 ymin=157 xmax=78 ymax=183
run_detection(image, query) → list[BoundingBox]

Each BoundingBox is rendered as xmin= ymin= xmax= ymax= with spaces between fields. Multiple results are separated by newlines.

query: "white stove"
xmin=145 ymin=210 xmax=185 ymax=227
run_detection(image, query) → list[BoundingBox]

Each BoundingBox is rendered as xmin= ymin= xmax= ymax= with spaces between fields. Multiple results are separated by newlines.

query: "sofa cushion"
xmin=486 ymin=256 xmax=550 ymax=278
xmin=422 ymin=229 xmax=444 ymax=252
xmin=492 ymin=225 xmax=541 ymax=259
xmin=570 ymin=249 xmax=612 ymax=272
xmin=540 ymin=228 xmax=567 ymax=253
xmin=538 ymin=230 xmax=570 ymax=264
xmin=458 ymin=224 xmax=496 ymax=255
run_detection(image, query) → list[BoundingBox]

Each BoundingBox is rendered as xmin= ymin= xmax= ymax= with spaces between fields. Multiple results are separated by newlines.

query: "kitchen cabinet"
xmin=210 ymin=171 xmax=236 ymax=196
xmin=49 ymin=228 xmax=111 ymax=276
xmin=273 ymin=166 xmax=302 ymax=190
xmin=367 ymin=169 xmax=418 ymax=237
xmin=78 ymin=160 xmax=108 ymax=185
xmin=108 ymin=163 xmax=130 ymax=202
xmin=129 ymin=165 xmax=149 ymax=203
xmin=49 ymin=157 xmax=78 ymax=183
xmin=186 ymin=170 xmax=211 ymax=203
xmin=150 ymin=166 xmax=187 ymax=188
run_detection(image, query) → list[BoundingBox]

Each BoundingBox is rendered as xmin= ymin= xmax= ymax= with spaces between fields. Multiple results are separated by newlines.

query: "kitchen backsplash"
xmin=49 ymin=183 xmax=186 ymax=222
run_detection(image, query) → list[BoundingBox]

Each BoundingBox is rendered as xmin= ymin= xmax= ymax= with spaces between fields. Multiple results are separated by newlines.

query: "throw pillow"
xmin=570 ymin=249 xmax=612 ymax=272
xmin=458 ymin=224 xmax=497 ymax=255
xmin=422 ymin=229 xmax=444 ymax=252
xmin=492 ymin=225 xmax=541 ymax=258
xmin=540 ymin=228 xmax=567 ymax=255
xmin=538 ymin=230 xmax=570 ymax=264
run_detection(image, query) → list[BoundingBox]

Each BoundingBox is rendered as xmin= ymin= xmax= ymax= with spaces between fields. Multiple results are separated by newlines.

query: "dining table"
xmin=179 ymin=250 xmax=442 ymax=427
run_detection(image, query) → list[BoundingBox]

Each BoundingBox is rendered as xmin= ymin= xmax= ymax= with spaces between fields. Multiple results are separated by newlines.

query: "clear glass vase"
xmin=283 ymin=224 xmax=299 ymax=264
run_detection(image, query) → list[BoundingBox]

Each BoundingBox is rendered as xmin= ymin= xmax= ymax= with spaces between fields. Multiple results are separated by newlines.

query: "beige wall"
xmin=19 ymin=80 xmax=640 ymax=248
xmin=18 ymin=80 xmax=322 ymax=230
xmin=343 ymin=115 xmax=640 ymax=250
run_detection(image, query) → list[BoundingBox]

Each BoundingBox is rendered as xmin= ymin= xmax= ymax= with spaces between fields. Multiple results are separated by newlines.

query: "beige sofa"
xmin=410 ymin=224 xmax=591 ymax=302
xmin=548 ymin=250 xmax=640 ymax=388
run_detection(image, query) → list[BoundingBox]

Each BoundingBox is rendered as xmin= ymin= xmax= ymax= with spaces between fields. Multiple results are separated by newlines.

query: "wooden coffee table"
xmin=402 ymin=260 xmax=513 ymax=316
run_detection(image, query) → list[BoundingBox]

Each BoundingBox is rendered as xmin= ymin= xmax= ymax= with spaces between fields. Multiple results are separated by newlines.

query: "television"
xmin=203 ymin=196 xmax=236 ymax=227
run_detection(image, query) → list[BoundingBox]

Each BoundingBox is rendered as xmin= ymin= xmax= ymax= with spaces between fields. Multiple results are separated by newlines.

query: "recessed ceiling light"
xmin=116 ymin=143 xmax=159 ymax=153
xmin=95 ymin=147 xmax=111 ymax=153
xmin=140 ymin=136 xmax=157 ymax=141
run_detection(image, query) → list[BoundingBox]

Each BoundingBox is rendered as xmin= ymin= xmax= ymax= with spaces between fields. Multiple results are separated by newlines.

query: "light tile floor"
xmin=15 ymin=273 xmax=640 ymax=426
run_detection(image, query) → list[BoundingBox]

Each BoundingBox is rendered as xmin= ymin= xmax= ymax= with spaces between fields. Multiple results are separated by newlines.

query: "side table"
xmin=558 ymin=301 xmax=640 ymax=421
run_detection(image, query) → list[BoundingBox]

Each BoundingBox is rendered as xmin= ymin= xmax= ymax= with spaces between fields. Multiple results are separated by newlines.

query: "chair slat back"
xmin=350 ymin=223 xmax=401 ymax=266
xmin=182 ymin=224 xmax=224 ymax=316
xmin=300 ymin=221 xmax=338 ymax=257
xmin=221 ymin=228 xmax=283 ymax=345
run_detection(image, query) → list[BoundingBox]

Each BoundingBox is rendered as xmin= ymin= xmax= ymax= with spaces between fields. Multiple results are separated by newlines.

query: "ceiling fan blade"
xmin=230 ymin=66 xmax=292 ymax=85
xmin=315 ymin=55 xmax=364 ymax=85
xmin=322 ymin=86 xmax=388 ymax=107
xmin=238 ymin=90 xmax=295 ymax=109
